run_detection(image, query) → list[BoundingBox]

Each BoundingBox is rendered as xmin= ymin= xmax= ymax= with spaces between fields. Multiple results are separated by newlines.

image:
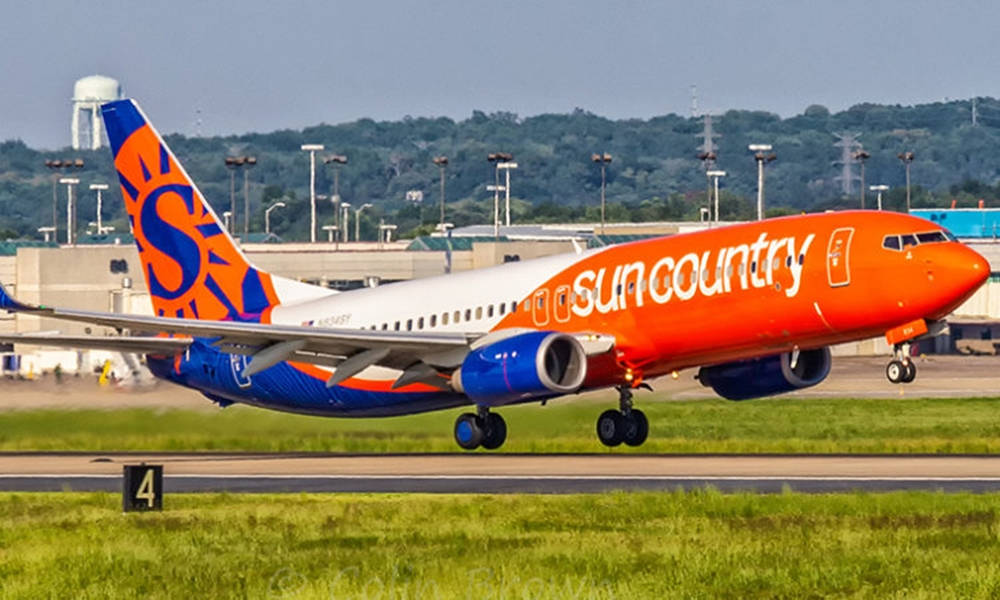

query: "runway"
xmin=5 ymin=453 xmax=1000 ymax=493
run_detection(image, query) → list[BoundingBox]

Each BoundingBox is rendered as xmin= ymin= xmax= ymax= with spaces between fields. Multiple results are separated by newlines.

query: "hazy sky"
xmin=3 ymin=0 xmax=999 ymax=149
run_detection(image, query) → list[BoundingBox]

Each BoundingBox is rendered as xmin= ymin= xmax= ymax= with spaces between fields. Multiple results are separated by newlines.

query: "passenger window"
xmin=406 ymin=319 xmax=413 ymax=331
xmin=454 ymin=310 xmax=461 ymax=322
xmin=417 ymin=317 xmax=424 ymax=329
xmin=511 ymin=301 xmax=518 ymax=313
xmin=465 ymin=309 xmax=472 ymax=321
xmin=475 ymin=307 xmax=483 ymax=320
xmin=616 ymin=284 xmax=623 ymax=296
xmin=785 ymin=256 xmax=792 ymax=267
xmin=498 ymin=303 xmax=506 ymax=316
xmin=487 ymin=305 xmax=494 ymax=318
xmin=430 ymin=314 xmax=437 ymax=327
xmin=751 ymin=261 xmax=757 ymax=273
xmin=381 ymin=323 xmax=387 ymax=330
xmin=394 ymin=321 xmax=400 ymax=331
xmin=901 ymin=234 xmax=918 ymax=248
xmin=627 ymin=282 xmax=634 ymax=294
xmin=559 ymin=293 xmax=566 ymax=306
xmin=442 ymin=312 xmax=449 ymax=325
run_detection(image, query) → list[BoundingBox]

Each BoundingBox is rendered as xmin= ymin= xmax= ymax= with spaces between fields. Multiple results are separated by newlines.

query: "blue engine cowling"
xmin=452 ymin=331 xmax=587 ymax=406
xmin=697 ymin=347 xmax=832 ymax=401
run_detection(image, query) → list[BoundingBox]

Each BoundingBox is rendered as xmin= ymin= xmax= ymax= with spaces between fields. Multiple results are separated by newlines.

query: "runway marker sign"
xmin=123 ymin=464 xmax=163 ymax=512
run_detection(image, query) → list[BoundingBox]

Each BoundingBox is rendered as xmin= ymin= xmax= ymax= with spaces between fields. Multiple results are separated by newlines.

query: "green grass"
xmin=2 ymin=491 xmax=1000 ymax=598
xmin=3 ymin=395 xmax=1000 ymax=453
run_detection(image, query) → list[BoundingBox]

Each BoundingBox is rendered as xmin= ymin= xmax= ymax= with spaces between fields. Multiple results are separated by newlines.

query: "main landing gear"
xmin=886 ymin=343 xmax=916 ymax=384
xmin=596 ymin=385 xmax=649 ymax=447
xmin=454 ymin=407 xmax=507 ymax=451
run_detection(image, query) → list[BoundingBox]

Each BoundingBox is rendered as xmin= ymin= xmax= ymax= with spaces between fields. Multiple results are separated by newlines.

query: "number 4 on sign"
xmin=136 ymin=469 xmax=156 ymax=508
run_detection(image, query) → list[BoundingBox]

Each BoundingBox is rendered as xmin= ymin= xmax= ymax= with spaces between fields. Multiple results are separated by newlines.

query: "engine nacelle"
xmin=452 ymin=331 xmax=587 ymax=405
xmin=697 ymin=347 xmax=832 ymax=401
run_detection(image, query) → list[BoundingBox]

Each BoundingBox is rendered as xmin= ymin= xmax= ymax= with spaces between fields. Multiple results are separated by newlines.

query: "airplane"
xmin=0 ymin=98 xmax=989 ymax=450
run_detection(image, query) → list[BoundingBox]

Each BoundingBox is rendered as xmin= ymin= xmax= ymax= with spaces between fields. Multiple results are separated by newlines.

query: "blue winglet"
xmin=0 ymin=283 xmax=28 ymax=312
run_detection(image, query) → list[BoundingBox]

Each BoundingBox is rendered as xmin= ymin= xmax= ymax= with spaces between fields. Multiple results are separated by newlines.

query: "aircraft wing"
xmin=0 ymin=284 xmax=477 ymax=383
xmin=0 ymin=284 xmax=616 ymax=388
xmin=0 ymin=333 xmax=192 ymax=355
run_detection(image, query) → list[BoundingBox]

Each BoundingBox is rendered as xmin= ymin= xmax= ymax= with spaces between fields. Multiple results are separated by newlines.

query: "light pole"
xmin=59 ymin=177 xmax=80 ymax=245
xmin=225 ymin=155 xmax=257 ymax=236
xmin=301 ymin=144 xmax=325 ymax=242
xmin=853 ymin=150 xmax=870 ymax=209
xmin=897 ymin=151 xmax=915 ymax=211
xmin=224 ymin=156 xmax=239 ymax=233
xmin=749 ymin=144 xmax=777 ymax=221
xmin=378 ymin=221 xmax=397 ymax=248
xmin=340 ymin=202 xmax=351 ymax=242
xmin=242 ymin=156 xmax=256 ymax=237
xmin=265 ymin=201 xmax=286 ymax=235
xmin=89 ymin=183 xmax=110 ymax=235
xmin=433 ymin=156 xmax=448 ymax=228
xmin=321 ymin=225 xmax=339 ymax=243
xmin=498 ymin=161 xmax=518 ymax=226
xmin=486 ymin=184 xmax=504 ymax=238
xmin=591 ymin=153 xmax=612 ymax=234
xmin=37 ymin=227 xmax=55 ymax=242
xmin=324 ymin=154 xmax=347 ymax=239
xmin=698 ymin=151 xmax=717 ymax=216
xmin=355 ymin=203 xmax=373 ymax=241
xmin=706 ymin=170 xmax=726 ymax=224
xmin=870 ymin=185 xmax=889 ymax=211
xmin=44 ymin=158 xmax=83 ymax=241
xmin=487 ymin=152 xmax=513 ymax=235
xmin=223 ymin=211 xmax=232 ymax=232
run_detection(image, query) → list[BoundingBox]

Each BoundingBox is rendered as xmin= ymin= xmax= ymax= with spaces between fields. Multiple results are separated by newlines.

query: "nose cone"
xmin=930 ymin=243 xmax=989 ymax=313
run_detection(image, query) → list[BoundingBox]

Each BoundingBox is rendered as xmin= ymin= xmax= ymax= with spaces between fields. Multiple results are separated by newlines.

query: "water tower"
xmin=71 ymin=75 xmax=123 ymax=150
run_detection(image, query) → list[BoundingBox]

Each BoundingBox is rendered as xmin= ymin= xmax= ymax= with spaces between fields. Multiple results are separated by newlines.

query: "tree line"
xmin=2 ymin=97 xmax=1000 ymax=240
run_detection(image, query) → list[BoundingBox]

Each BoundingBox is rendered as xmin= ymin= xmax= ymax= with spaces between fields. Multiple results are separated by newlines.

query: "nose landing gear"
xmin=886 ymin=343 xmax=916 ymax=384
xmin=596 ymin=385 xmax=649 ymax=447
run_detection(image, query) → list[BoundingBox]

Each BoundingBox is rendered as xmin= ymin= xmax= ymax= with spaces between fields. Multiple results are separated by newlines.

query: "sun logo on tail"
xmin=110 ymin=116 xmax=277 ymax=321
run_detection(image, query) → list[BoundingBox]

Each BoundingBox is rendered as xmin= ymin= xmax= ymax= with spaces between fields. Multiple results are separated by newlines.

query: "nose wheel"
xmin=886 ymin=344 xmax=916 ymax=384
xmin=454 ymin=408 xmax=507 ymax=450
xmin=596 ymin=386 xmax=649 ymax=447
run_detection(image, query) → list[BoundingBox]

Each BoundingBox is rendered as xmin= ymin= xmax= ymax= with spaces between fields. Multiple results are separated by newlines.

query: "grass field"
xmin=2 ymin=395 xmax=1000 ymax=453
xmin=2 ymin=491 xmax=1000 ymax=598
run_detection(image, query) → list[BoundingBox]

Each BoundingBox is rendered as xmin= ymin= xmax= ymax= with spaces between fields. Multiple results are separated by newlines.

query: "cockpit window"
xmin=917 ymin=231 xmax=948 ymax=244
xmin=943 ymin=229 xmax=957 ymax=242
xmin=882 ymin=235 xmax=901 ymax=250
xmin=900 ymin=234 xmax=918 ymax=248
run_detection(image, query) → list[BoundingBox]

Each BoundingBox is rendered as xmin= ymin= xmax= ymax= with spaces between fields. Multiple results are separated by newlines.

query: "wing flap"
xmin=0 ymin=334 xmax=191 ymax=355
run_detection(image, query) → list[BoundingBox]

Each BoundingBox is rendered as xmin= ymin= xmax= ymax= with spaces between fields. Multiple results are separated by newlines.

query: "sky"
xmin=2 ymin=0 xmax=999 ymax=149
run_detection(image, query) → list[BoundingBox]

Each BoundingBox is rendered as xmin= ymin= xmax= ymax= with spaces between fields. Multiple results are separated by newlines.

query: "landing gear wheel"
xmin=622 ymin=409 xmax=649 ymax=447
xmin=480 ymin=413 xmax=508 ymax=450
xmin=901 ymin=360 xmax=917 ymax=383
xmin=597 ymin=409 xmax=625 ymax=447
xmin=886 ymin=360 xmax=906 ymax=384
xmin=454 ymin=413 xmax=484 ymax=450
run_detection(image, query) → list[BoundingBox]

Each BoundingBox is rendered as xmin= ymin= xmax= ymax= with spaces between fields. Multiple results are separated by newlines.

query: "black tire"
xmin=902 ymin=360 xmax=917 ymax=383
xmin=480 ymin=413 xmax=508 ymax=450
xmin=597 ymin=409 xmax=625 ymax=447
xmin=454 ymin=413 xmax=484 ymax=450
xmin=886 ymin=360 xmax=905 ymax=384
xmin=623 ymin=409 xmax=649 ymax=447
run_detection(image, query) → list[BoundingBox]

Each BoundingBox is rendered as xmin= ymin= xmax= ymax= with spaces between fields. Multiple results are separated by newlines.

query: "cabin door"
xmin=826 ymin=227 xmax=854 ymax=287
